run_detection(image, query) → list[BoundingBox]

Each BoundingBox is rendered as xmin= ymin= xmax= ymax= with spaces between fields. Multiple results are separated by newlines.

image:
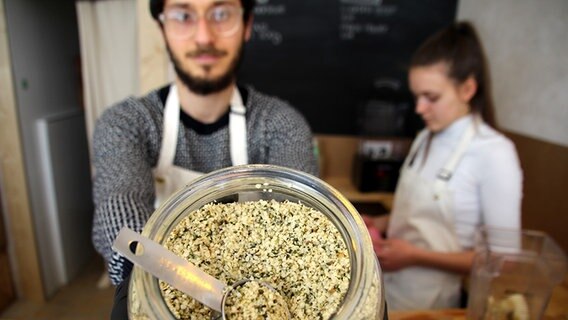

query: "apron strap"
xmin=432 ymin=118 xmax=477 ymax=226
xmin=156 ymin=84 xmax=180 ymax=172
xmin=435 ymin=119 xmax=477 ymax=183
xmin=229 ymin=86 xmax=248 ymax=166
xmin=403 ymin=129 xmax=430 ymax=170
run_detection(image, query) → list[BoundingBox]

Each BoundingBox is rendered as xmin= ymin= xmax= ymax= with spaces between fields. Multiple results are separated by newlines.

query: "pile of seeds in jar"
xmin=159 ymin=199 xmax=351 ymax=320
xmin=223 ymin=281 xmax=289 ymax=320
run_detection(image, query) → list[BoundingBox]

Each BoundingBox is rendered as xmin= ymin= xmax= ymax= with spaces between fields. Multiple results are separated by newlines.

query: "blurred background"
xmin=0 ymin=0 xmax=566 ymax=318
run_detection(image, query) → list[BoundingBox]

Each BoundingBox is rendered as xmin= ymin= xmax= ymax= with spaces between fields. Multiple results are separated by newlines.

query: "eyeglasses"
xmin=159 ymin=4 xmax=244 ymax=39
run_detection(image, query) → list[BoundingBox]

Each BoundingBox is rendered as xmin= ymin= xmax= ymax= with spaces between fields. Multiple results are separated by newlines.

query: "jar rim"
xmin=132 ymin=164 xmax=385 ymax=319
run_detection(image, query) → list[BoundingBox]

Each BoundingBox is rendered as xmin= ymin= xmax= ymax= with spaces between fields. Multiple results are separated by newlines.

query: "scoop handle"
xmin=112 ymin=227 xmax=225 ymax=312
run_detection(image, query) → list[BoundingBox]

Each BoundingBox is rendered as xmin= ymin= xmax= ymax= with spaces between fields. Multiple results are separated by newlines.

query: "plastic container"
xmin=467 ymin=226 xmax=567 ymax=320
xmin=127 ymin=164 xmax=385 ymax=319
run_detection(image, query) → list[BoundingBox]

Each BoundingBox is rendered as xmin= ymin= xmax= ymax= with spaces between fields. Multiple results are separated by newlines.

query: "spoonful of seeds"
xmin=113 ymin=227 xmax=290 ymax=320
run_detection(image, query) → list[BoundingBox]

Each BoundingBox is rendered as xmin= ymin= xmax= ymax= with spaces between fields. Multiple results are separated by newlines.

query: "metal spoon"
xmin=112 ymin=227 xmax=290 ymax=319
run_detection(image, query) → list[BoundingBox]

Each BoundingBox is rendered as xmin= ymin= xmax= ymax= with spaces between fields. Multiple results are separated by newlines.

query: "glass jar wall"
xmin=127 ymin=165 xmax=385 ymax=319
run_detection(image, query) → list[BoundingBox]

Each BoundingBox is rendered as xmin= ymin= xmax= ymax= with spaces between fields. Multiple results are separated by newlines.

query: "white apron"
xmin=152 ymin=84 xmax=248 ymax=208
xmin=384 ymin=122 xmax=475 ymax=310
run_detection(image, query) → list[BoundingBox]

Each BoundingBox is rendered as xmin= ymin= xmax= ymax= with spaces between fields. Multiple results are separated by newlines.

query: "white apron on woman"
xmin=384 ymin=123 xmax=475 ymax=310
xmin=152 ymin=84 xmax=248 ymax=208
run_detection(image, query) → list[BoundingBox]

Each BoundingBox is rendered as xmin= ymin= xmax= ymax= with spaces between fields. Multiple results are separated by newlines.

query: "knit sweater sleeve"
xmin=251 ymin=92 xmax=319 ymax=177
xmin=91 ymin=97 xmax=157 ymax=285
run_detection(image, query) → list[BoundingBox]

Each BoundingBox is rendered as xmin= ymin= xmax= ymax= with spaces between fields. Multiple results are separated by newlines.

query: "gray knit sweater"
xmin=91 ymin=85 xmax=318 ymax=285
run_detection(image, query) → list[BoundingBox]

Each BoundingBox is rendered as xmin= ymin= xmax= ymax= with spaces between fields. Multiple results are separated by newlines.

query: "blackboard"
xmin=238 ymin=0 xmax=458 ymax=136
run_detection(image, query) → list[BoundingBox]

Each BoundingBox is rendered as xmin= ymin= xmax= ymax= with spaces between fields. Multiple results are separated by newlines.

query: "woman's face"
xmin=409 ymin=62 xmax=475 ymax=132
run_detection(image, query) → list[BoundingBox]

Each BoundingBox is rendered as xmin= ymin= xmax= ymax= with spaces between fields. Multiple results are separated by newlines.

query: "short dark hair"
xmin=150 ymin=0 xmax=256 ymax=23
xmin=410 ymin=21 xmax=496 ymax=127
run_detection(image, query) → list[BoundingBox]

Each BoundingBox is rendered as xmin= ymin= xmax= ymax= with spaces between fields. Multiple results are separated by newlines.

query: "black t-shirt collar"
xmin=157 ymin=84 xmax=248 ymax=135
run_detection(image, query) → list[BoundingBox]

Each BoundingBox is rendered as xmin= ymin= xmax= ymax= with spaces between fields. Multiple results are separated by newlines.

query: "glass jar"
xmin=128 ymin=164 xmax=385 ymax=319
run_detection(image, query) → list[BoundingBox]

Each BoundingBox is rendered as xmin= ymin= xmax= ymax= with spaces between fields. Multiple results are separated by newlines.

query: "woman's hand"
xmin=361 ymin=214 xmax=424 ymax=271
xmin=374 ymin=238 xmax=476 ymax=274
xmin=361 ymin=214 xmax=389 ymax=234
xmin=362 ymin=215 xmax=383 ymax=243
xmin=362 ymin=213 xmax=476 ymax=274
xmin=374 ymin=238 xmax=422 ymax=272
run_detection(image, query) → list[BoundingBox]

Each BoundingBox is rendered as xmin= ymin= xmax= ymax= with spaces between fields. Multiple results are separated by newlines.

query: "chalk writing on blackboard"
xmin=254 ymin=4 xmax=286 ymax=15
xmin=339 ymin=0 xmax=397 ymax=40
xmin=239 ymin=0 xmax=457 ymax=135
xmin=251 ymin=23 xmax=283 ymax=45
xmin=251 ymin=3 xmax=286 ymax=45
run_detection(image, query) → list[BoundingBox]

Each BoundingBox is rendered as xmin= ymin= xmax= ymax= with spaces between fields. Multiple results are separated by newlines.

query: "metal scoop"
xmin=112 ymin=227 xmax=290 ymax=320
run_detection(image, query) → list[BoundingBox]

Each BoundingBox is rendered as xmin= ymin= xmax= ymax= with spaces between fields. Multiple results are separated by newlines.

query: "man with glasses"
xmin=93 ymin=0 xmax=318 ymax=301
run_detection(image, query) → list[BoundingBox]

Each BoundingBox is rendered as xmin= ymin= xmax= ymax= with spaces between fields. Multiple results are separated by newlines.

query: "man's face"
xmin=162 ymin=0 xmax=252 ymax=95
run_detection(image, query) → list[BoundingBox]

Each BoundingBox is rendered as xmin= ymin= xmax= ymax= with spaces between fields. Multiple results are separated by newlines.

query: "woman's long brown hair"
xmin=410 ymin=21 xmax=497 ymax=128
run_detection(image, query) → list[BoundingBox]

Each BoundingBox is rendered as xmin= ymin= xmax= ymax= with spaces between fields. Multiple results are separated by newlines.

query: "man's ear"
xmin=244 ymin=16 xmax=254 ymax=41
xmin=459 ymin=76 xmax=478 ymax=103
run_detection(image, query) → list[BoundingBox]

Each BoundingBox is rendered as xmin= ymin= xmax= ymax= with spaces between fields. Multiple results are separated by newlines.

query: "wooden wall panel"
xmin=506 ymin=131 xmax=568 ymax=252
xmin=0 ymin=0 xmax=45 ymax=303
xmin=0 ymin=252 xmax=15 ymax=311
xmin=0 ymin=193 xmax=15 ymax=311
xmin=316 ymin=134 xmax=360 ymax=178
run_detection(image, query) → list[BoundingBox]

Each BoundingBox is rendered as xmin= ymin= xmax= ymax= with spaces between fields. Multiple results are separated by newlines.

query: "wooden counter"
xmin=323 ymin=176 xmax=394 ymax=210
xmin=390 ymin=309 xmax=466 ymax=320
xmin=388 ymin=274 xmax=568 ymax=320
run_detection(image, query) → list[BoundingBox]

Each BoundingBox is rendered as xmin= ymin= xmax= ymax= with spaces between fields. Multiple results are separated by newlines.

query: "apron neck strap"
xmin=436 ymin=119 xmax=477 ymax=182
xmin=156 ymin=84 xmax=180 ymax=171
xmin=229 ymin=86 xmax=248 ymax=166
xmin=403 ymin=129 xmax=430 ymax=169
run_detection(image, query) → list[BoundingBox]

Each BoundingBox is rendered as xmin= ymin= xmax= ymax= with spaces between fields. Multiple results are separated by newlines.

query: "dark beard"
xmin=167 ymin=43 xmax=244 ymax=96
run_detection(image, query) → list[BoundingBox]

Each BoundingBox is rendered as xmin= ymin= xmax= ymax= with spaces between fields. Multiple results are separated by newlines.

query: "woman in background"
xmin=366 ymin=21 xmax=523 ymax=310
